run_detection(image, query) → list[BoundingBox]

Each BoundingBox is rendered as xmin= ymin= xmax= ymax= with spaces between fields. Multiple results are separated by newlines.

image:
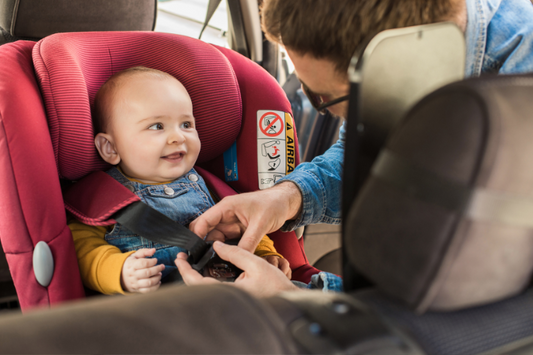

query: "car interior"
xmin=0 ymin=0 xmax=532 ymax=354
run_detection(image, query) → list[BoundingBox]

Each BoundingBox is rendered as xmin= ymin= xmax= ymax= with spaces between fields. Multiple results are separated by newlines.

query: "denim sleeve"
xmin=275 ymin=122 xmax=345 ymax=231
xmin=483 ymin=0 xmax=533 ymax=75
xmin=306 ymin=272 xmax=344 ymax=292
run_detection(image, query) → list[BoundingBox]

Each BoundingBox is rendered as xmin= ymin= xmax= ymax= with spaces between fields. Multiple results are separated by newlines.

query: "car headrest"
xmin=32 ymin=31 xmax=242 ymax=180
xmin=0 ymin=0 xmax=156 ymax=40
xmin=345 ymin=74 xmax=533 ymax=313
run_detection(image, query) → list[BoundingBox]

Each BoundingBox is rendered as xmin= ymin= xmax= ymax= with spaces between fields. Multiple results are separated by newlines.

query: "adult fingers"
xmin=189 ymin=205 xmax=227 ymax=239
xmin=205 ymin=229 xmax=226 ymax=242
xmin=212 ymin=241 xmax=263 ymax=273
xmin=207 ymin=223 xmax=246 ymax=241
xmin=213 ymin=242 xmax=300 ymax=298
xmin=175 ymin=252 xmax=220 ymax=286
xmin=264 ymin=256 xmax=279 ymax=268
xmin=279 ymin=259 xmax=292 ymax=279
xmin=238 ymin=223 xmax=269 ymax=253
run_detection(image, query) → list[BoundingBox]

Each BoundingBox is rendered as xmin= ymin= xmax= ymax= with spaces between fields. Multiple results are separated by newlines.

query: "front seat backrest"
xmin=0 ymin=0 xmax=157 ymax=44
xmin=345 ymin=73 xmax=533 ymax=313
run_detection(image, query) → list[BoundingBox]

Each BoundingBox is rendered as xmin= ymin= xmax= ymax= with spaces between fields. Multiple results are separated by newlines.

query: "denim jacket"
xmin=278 ymin=0 xmax=533 ymax=232
xmin=104 ymin=167 xmax=214 ymax=276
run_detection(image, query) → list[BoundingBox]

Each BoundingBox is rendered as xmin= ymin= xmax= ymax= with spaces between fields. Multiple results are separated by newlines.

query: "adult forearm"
xmin=271 ymin=181 xmax=303 ymax=222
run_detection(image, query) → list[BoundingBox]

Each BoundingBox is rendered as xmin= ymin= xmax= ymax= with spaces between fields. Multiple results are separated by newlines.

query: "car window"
xmin=154 ymin=0 xmax=229 ymax=48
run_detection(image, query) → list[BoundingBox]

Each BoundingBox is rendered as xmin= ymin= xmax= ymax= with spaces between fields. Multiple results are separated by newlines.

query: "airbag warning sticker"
xmin=257 ymin=110 xmax=295 ymax=189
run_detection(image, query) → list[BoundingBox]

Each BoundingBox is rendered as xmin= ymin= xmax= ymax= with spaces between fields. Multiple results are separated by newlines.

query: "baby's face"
xmin=106 ymin=74 xmax=200 ymax=183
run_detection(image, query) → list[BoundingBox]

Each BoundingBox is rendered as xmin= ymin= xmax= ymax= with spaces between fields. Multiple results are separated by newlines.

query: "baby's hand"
xmin=121 ymin=248 xmax=165 ymax=293
xmin=263 ymin=255 xmax=291 ymax=279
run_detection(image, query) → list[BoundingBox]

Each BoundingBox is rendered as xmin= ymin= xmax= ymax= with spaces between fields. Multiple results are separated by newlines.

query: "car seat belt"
xmin=200 ymin=0 xmax=249 ymax=58
xmin=227 ymin=0 xmax=250 ymax=57
xmin=199 ymin=0 xmax=222 ymax=40
xmin=0 ymin=26 xmax=18 ymax=44
xmin=63 ymin=171 xmax=238 ymax=274
xmin=112 ymin=201 xmax=215 ymax=270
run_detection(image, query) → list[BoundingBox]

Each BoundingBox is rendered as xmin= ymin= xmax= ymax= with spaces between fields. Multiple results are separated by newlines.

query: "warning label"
xmin=259 ymin=112 xmax=284 ymax=137
xmin=285 ymin=113 xmax=296 ymax=174
xmin=257 ymin=110 xmax=296 ymax=189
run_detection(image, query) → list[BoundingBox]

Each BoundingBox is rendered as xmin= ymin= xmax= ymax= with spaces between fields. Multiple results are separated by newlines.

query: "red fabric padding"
xmin=32 ymin=32 xmax=242 ymax=180
xmin=0 ymin=41 xmax=85 ymax=311
xmin=292 ymin=237 xmax=322 ymax=283
xmin=199 ymin=46 xmax=301 ymax=194
xmin=195 ymin=166 xmax=238 ymax=200
xmin=198 ymin=47 xmax=320 ymax=282
xmin=63 ymin=171 xmax=140 ymax=226
xmin=268 ymin=231 xmax=320 ymax=284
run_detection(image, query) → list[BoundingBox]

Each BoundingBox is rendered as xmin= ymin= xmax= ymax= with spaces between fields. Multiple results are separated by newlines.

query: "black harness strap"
xmin=113 ymin=201 xmax=211 ymax=269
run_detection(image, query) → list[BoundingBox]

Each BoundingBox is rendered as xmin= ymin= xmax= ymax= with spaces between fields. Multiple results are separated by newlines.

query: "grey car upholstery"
xmin=0 ymin=284 xmax=302 ymax=354
xmin=346 ymin=74 xmax=533 ymax=313
xmin=355 ymin=288 xmax=533 ymax=355
xmin=0 ymin=0 xmax=157 ymax=45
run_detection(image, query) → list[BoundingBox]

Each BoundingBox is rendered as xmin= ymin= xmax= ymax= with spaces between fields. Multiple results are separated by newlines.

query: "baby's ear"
xmin=94 ymin=133 xmax=121 ymax=165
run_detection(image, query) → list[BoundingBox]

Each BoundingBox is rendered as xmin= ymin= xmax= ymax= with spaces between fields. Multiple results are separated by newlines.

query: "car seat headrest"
xmin=0 ymin=0 xmax=156 ymax=40
xmin=345 ymin=74 xmax=533 ymax=313
xmin=32 ymin=31 xmax=242 ymax=180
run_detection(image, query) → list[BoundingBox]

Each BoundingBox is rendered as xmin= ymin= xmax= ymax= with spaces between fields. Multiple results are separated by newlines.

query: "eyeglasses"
xmin=301 ymin=82 xmax=349 ymax=115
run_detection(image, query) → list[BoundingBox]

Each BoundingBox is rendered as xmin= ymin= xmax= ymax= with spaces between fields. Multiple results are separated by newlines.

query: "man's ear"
xmin=95 ymin=133 xmax=121 ymax=165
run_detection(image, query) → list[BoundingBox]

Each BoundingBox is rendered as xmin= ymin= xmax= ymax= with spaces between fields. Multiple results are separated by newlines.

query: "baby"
xmin=69 ymin=66 xmax=290 ymax=294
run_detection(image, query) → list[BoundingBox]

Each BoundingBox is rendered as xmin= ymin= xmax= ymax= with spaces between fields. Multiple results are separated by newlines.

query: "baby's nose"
xmin=168 ymin=130 xmax=185 ymax=144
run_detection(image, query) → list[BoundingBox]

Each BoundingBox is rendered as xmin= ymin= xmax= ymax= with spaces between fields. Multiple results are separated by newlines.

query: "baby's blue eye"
xmin=148 ymin=123 xmax=164 ymax=130
xmin=181 ymin=121 xmax=193 ymax=129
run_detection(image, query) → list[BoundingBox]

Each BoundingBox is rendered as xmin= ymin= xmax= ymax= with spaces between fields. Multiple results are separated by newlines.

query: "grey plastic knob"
xmin=33 ymin=241 xmax=54 ymax=287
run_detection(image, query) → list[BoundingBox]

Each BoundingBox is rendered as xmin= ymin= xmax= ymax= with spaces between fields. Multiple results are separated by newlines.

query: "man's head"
xmin=261 ymin=0 xmax=466 ymax=118
xmin=92 ymin=67 xmax=201 ymax=184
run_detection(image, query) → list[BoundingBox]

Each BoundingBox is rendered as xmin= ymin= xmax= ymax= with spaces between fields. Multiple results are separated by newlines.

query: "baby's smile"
xmin=161 ymin=151 xmax=186 ymax=163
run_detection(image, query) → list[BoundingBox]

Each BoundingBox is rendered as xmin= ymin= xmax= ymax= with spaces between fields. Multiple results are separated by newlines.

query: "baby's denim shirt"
xmin=104 ymin=167 xmax=215 ymax=277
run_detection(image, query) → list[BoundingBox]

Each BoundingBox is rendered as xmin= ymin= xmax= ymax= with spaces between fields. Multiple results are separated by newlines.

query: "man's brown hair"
xmin=92 ymin=66 xmax=176 ymax=134
xmin=261 ymin=0 xmax=461 ymax=75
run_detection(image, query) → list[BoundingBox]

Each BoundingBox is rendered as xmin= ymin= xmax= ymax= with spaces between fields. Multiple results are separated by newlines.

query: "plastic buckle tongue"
xmin=190 ymin=241 xmax=216 ymax=272
xmin=189 ymin=240 xmax=243 ymax=282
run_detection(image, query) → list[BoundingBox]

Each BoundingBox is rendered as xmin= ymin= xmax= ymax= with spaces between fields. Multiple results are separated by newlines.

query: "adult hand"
xmin=189 ymin=182 xmax=303 ymax=252
xmin=121 ymin=248 xmax=165 ymax=293
xmin=175 ymin=241 xmax=300 ymax=298
xmin=263 ymin=256 xmax=292 ymax=279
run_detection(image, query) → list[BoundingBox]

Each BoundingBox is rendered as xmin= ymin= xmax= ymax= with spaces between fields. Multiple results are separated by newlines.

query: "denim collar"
xmin=107 ymin=166 xmax=198 ymax=192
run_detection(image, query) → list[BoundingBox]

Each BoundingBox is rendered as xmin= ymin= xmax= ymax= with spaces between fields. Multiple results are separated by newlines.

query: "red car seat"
xmin=0 ymin=31 xmax=321 ymax=311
